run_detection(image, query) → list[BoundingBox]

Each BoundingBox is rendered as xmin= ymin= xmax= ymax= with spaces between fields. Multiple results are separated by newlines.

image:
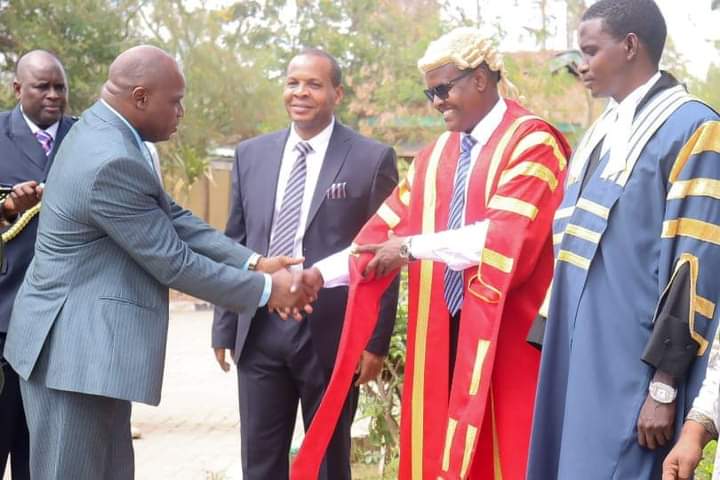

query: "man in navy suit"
xmin=212 ymin=49 xmax=399 ymax=479
xmin=0 ymin=50 xmax=75 ymax=480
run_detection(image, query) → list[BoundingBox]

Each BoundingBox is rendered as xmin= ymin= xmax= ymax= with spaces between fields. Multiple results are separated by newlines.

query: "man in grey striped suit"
xmin=3 ymin=45 xmax=314 ymax=480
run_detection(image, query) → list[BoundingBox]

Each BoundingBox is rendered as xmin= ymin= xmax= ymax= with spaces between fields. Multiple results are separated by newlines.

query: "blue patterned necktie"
xmin=267 ymin=141 xmax=313 ymax=257
xmin=443 ymin=134 xmax=478 ymax=316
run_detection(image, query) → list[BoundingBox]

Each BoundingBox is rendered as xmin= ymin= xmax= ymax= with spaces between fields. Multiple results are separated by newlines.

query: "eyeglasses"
xmin=423 ymin=69 xmax=475 ymax=102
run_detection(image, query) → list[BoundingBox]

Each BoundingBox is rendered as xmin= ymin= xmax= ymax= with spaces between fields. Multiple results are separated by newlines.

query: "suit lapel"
xmin=8 ymin=106 xmax=48 ymax=173
xmin=305 ymin=122 xmax=352 ymax=232
xmin=260 ymin=129 xmax=290 ymax=254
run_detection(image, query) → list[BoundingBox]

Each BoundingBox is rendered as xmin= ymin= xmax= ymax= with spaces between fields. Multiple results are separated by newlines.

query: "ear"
xmin=12 ymin=79 xmax=21 ymax=100
xmin=334 ymin=84 xmax=345 ymax=106
xmin=624 ymin=33 xmax=640 ymax=61
xmin=473 ymin=68 xmax=489 ymax=93
xmin=131 ymin=86 xmax=149 ymax=110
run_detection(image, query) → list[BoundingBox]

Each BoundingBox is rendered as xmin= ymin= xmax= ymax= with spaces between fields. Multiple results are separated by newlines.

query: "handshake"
xmin=259 ymin=256 xmax=324 ymax=320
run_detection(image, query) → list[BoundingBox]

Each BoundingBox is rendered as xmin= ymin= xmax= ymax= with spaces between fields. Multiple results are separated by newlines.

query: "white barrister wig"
xmin=417 ymin=27 xmax=519 ymax=99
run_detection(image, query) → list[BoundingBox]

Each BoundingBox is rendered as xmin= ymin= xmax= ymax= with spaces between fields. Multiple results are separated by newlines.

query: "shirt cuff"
xmin=313 ymin=247 xmax=352 ymax=288
xmin=258 ymin=273 xmax=272 ymax=307
xmin=409 ymin=221 xmax=488 ymax=271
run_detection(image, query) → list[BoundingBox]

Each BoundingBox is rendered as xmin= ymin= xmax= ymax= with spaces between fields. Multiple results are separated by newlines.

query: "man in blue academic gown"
xmin=528 ymin=1 xmax=720 ymax=478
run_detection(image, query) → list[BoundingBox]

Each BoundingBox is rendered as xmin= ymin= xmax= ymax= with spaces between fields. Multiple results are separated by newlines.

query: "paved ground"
xmin=132 ymin=308 xmax=246 ymax=480
xmin=3 ymin=306 xmax=369 ymax=480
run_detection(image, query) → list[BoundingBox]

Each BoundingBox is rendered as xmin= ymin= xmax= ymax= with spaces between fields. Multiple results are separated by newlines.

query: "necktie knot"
xmin=295 ymin=141 xmax=313 ymax=157
xmin=461 ymin=134 xmax=477 ymax=155
xmin=34 ymin=130 xmax=54 ymax=156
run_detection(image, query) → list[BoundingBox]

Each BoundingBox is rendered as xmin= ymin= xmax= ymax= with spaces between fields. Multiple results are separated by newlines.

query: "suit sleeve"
xmin=212 ymin=146 xmax=249 ymax=349
xmin=365 ymin=146 xmax=400 ymax=356
xmin=168 ymin=197 xmax=254 ymax=270
xmin=89 ymin=155 xmax=264 ymax=315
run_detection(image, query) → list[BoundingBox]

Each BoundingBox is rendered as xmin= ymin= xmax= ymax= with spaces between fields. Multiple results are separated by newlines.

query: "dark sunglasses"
xmin=423 ymin=69 xmax=475 ymax=102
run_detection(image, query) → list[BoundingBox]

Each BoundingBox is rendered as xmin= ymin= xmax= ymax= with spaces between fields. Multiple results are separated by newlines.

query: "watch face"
xmin=649 ymin=382 xmax=676 ymax=404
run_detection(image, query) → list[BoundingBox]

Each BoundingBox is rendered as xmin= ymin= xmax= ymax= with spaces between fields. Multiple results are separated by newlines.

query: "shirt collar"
xmin=100 ymin=99 xmax=145 ymax=150
xmin=467 ymin=98 xmax=507 ymax=147
xmin=288 ymin=116 xmax=335 ymax=156
xmin=20 ymin=106 xmax=59 ymax=139
xmin=609 ymin=71 xmax=662 ymax=116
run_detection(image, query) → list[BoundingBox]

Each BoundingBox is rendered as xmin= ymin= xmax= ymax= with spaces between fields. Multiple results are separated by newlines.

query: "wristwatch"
xmin=648 ymin=381 xmax=677 ymax=404
xmin=398 ymin=237 xmax=415 ymax=261
xmin=247 ymin=253 xmax=263 ymax=272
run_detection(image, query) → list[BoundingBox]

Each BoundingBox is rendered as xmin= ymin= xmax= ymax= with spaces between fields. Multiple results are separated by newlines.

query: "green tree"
xmin=0 ymin=0 xmax=139 ymax=112
xmin=690 ymin=63 xmax=720 ymax=111
xmin=135 ymin=0 xmax=287 ymax=199
xmin=289 ymin=0 xmax=446 ymax=145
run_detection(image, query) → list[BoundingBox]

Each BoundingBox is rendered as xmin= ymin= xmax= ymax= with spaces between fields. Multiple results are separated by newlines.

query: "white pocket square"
xmin=326 ymin=182 xmax=347 ymax=199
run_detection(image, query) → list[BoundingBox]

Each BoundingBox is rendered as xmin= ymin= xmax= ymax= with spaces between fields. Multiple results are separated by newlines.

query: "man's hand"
xmin=355 ymin=350 xmax=385 ymax=386
xmin=267 ymin=268 xmax=317 ymax=320
xmin=355 ymin=231 xmax=408 ymax=278
xmin=214 ymin=348 xmax=231 ymax=372
xmin=2 ymin=180 xmax=43 ymax=219
xmin=662 ymin=421 xmax=709 ymax=480
xmin=257 ymin=255 xmax=304 ymax=274
xmin=292 ymin=266 xmax=324 ymax=294
xmin=637 ymin=394 xmax=676 ymax=449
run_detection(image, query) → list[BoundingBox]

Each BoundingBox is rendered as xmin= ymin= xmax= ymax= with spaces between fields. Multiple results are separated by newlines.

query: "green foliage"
xmin=357 ymin=268 xmax=407 ymax=477
xmin=690 ymin=64 xmax=720 ymax=112
xmin=697 ymin=440 xmax=717 ymax=480
xmin=0 ymin=0 xmax=138 ymax=112
xmin=291 ymin=0 xmax=446 ymax=145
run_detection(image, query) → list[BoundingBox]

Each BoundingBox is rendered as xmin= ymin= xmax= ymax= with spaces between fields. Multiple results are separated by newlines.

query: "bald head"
xmin=14 ymin=50 xmax=68 ymax=129
xmin=102 ymin=45 xmax=185 ymax=143
xmin=16 ymin=50 xmax=64 ymax=79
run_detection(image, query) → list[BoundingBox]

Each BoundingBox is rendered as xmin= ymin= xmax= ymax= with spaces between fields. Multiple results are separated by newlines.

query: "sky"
xmin=451 ymin=0 xmax=720 ymax=78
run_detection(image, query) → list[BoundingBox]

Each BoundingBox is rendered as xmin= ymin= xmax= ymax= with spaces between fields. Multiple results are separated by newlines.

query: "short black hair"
xmin=582 ymin=0 xmax=667 ymax=66
xmin=295 ymin=48 xmax=342 ymax=87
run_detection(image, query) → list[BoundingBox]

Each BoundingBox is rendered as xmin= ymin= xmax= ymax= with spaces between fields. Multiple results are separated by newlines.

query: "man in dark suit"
xmin=212 ymin=48 xmax=399 ymax=480
xmin=0 ymin=50 xmax=75 ymax=480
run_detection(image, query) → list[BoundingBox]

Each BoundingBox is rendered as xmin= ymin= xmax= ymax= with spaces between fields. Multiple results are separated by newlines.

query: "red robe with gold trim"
xmin=291 ymin=100 xmax=571 ymax=479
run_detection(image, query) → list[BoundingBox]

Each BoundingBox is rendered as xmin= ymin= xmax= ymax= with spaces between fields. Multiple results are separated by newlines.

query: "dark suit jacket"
xmin=0 ymin=105 xmax=75 ymax=336
xmin=213 ymin=122 xmax=399 ymax=369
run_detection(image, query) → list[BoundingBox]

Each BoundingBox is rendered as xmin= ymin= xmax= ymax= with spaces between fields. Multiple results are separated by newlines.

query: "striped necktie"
xmin=267 ymin=141 xmax=313 ymax=257
xmin=443 ymin=133 xmax=477 ymax=316
xmin=34 ymin=130 xmax=53 ymax=156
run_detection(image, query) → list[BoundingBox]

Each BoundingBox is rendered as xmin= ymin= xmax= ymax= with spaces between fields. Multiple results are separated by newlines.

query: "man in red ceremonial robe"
xmin=291 ymin=27 xmax=571 ymax=479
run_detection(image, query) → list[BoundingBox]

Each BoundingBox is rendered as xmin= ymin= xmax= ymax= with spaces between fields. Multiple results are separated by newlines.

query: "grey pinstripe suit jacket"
xmin=4 ymin=101 xmax=265 ymax=405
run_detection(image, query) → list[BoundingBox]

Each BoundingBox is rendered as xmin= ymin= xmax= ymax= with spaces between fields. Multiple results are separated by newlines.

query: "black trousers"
xmin=237 ymin=314 xmax=358 ymax=480
xmin=0 ymin=333 xmax=30 ymax=480
xmin=449 ymin=311 xmax=461 ymax=388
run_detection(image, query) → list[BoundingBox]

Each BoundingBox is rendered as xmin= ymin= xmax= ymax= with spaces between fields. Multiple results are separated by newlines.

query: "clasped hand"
xmin=261 ymin=256 xmax=324 ymax=321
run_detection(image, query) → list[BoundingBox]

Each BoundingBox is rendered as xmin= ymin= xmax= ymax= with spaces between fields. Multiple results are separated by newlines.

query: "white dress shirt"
xmin=314 ymin=99 xmax=507 ymax=287
xmin=271 ymin=117 xmax=335 ymax=266
xmin=21 ymin=107 xmax=59 ymax=143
